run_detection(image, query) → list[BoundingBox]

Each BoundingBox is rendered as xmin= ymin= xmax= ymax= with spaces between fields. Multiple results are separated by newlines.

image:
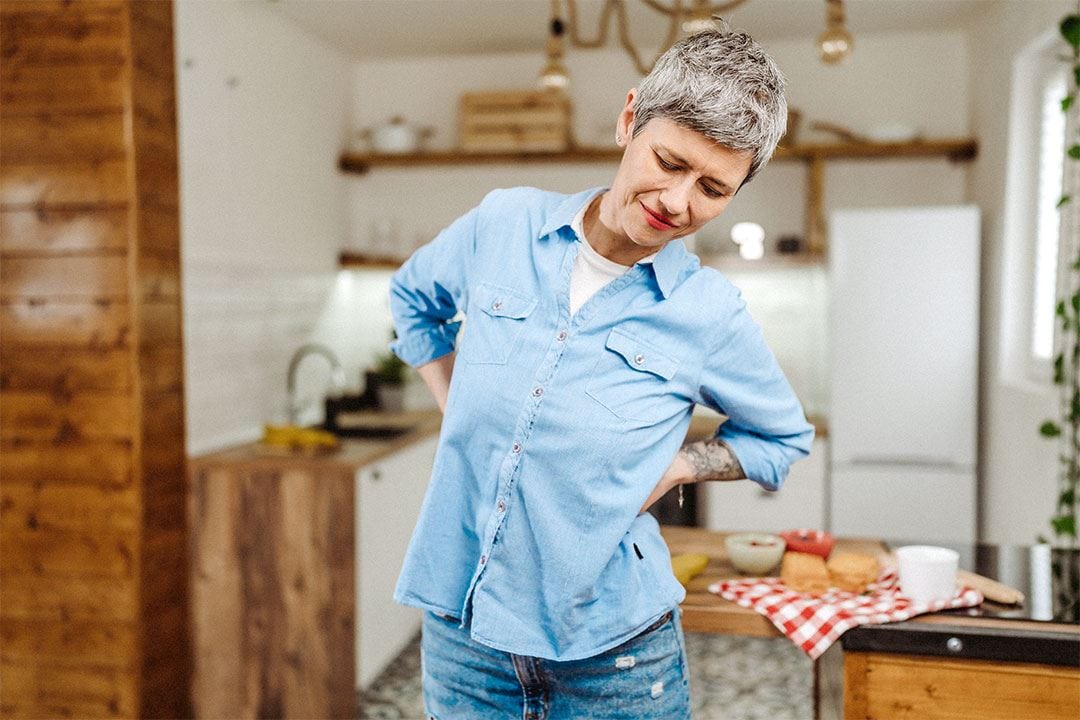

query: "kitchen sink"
xmin=321 ymin=419 xmax=418 ymax=440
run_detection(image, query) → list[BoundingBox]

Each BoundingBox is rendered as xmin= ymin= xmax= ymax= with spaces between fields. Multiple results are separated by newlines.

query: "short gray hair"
xmin=632 ymin=20 xmax=787 ymax=187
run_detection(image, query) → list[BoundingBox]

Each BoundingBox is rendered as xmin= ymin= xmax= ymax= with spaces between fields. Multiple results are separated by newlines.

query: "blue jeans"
xmin=420 ymin=605 xmax=692 ymax=719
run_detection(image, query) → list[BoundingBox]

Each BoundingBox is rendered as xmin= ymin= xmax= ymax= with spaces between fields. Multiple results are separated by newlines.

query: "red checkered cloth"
xmin=709 ymin=569 xmax=983 ymax=659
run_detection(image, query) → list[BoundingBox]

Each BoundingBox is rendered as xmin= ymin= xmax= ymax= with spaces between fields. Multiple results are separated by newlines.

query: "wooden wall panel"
xmin=0 ymin=440 xmax=133 ymax=488
xmin=0 ymin=1 xmax=190 ymax=717
xmin=0 ymin=390 xmax=133 ymax=441
xmin=0 ymin=347 xmax=132 ymax=393
xmin=0 ymin=112 xmax=127 ymax=164
xmin=0 ymin=206 xmax=128 ymax=254
xmin=0 ymin=161 xmax=130 ymax=205
xmin=0 ymin=299 xmax=130 ymax=348
xmin=0 ymin=661 xmax=137 ymax=719
xmin=0 ymin=483 xmax=139 ymax=532
xmin=0 ymin=63 xmax=127 ymax=114
xmin=0 ymin=255 xmax=129 ymax=299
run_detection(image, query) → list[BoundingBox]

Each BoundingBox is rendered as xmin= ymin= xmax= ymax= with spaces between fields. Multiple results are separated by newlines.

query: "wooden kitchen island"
xmin=660 ymin=525 xmax=1080 ymax=720
xmin=187 ymin=409 xmax=442 ymax=720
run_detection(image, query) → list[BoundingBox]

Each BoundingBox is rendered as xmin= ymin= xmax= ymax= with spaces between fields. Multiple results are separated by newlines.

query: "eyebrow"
xmin=656 ymin=146 xmax=737 ymax=194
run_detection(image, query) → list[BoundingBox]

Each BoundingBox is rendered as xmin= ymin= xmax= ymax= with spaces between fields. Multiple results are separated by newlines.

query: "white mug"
xmin=895 ymin=545 xmax=959 ymax=605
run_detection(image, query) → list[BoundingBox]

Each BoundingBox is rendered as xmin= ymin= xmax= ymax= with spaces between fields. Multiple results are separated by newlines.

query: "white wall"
xmin=175 ymin=1 xmax=353 ymax=455
xmin=341 ymin=29 xmax=970 ymax=419
xmin=968 ymin=0 xmax=1072 ymax=544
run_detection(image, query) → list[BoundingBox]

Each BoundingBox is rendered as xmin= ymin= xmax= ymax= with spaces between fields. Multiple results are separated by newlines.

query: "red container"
xmin=780 ymin=529 xmax=835 ymax=559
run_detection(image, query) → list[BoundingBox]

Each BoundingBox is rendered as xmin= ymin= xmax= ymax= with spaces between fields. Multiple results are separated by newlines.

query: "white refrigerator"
xmin=828 ymin=206 xmax=980 ymax=544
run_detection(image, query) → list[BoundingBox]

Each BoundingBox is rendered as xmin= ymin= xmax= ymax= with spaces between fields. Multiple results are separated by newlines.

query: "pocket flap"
xmin=476 ymin=281 xmax=537 ymax=319
xmin=604 ymin=328 xmax=678 ymax=380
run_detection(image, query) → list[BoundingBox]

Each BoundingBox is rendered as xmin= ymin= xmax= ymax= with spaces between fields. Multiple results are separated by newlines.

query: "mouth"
xmin=640 ymin=202 xmax=678 ymax=230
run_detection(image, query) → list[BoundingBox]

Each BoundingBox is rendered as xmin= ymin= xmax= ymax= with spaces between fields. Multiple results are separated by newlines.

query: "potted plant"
xmin=371 ymin=349 xmax=408 ymax=412
xmin=1038 ymin=8 xmax=1079 ymax=622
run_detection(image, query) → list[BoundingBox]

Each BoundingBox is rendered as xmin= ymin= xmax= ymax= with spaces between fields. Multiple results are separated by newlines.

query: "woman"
xmin=387 ymin=22 xmax=813 ymax=720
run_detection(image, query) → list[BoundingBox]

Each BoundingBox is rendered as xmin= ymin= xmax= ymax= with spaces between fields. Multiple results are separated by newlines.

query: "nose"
xmin=657 ymin=176 xmax=694 ymax=218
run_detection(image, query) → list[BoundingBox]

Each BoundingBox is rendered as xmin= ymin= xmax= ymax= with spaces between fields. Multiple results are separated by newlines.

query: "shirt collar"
xmin=539 ymin=186 xmax=690 ymax=299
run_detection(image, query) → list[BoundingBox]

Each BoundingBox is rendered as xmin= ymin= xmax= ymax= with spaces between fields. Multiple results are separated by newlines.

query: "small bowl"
xmin=724 ymin=533 xmax=786 ymax=575
xmin=779 ymin=529 xmax=835 ymax=559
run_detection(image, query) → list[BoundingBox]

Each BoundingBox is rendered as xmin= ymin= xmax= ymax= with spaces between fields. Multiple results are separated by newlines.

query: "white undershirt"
xmin=568 ymin=200 xmax=658 ymax=315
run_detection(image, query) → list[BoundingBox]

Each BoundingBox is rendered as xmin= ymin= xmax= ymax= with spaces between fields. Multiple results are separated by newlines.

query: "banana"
xmin=671 ymin=552 xmax=710 ymax=586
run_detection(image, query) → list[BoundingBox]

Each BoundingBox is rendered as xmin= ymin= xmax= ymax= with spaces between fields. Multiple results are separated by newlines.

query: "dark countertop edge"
xmin=841 ymin=619 xmax=1080 ymax=668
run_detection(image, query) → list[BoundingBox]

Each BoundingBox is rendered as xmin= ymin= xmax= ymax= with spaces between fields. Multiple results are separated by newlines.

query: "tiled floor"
xmin=358 ymin=629 xmax=813 ymax=719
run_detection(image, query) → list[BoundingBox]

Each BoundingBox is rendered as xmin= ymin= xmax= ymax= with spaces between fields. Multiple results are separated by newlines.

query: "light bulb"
xmin=818 ymin=26 xmax=853 ymax=64
xmin=730 ymin=221 xmax=765 ymax=246
xmin=739 ymin=239 xmax=765 ymax=260
xmin=539 ymin=58 xmax=569 ymax=89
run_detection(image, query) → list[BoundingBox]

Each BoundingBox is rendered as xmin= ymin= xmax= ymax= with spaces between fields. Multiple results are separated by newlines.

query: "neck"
xmin=584 ymin=191 xmax=660 ymax=265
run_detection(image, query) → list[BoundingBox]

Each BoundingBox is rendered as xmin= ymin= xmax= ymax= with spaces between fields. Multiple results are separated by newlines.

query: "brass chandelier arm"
xmin=548 ymin=0 xmax=845 ymax=80
xmin=638 ymin=0 xmax=750 ymax=16
xmin=561 ymin=0 xmax=686 ymax=74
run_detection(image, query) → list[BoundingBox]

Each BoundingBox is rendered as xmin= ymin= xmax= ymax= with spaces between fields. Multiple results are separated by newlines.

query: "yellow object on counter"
xmin=671 ymin=552 xmax=710 ymax=586
xmin=261 ymin=424 xmax=339 ymax=450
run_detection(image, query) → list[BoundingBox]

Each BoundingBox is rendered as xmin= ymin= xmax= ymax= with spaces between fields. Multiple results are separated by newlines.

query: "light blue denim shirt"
xmin=388 ymin=185 xmax=814 ymax=661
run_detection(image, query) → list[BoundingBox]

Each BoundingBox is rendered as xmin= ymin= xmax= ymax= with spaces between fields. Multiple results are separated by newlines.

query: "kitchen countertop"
xmin=188 ymin=408 xmax=444 ymax=472
xmin=841 ymin=540 xmax=1080 ymax=667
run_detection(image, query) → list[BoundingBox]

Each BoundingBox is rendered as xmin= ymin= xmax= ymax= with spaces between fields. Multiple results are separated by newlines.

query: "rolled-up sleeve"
xmin=696 ymin=288 xmax=815 ymax=491
xmin=387 ymin=196 xmax=486 ymax=368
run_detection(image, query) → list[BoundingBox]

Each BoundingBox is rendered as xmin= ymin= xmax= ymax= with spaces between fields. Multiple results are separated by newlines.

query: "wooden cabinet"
xmin=189 ymin=458 xmax=356 ymax=720
xmin=844 ymin=652 xmax=1080 ymax=719
xmin=187 ymin=418 xmax=442 ymax=718
xmin=702 ymin=437 xmax=827 ymax=532
xmin=356 ymin=434 xmax=438 ymax=689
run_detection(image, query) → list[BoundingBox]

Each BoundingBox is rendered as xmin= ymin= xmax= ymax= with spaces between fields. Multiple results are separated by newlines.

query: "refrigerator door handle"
xmin=846 ymin=456 xmax=969 ymax=471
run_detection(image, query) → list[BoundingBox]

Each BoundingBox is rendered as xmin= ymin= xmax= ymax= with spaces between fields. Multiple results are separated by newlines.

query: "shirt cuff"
xmin=389 ymin=321 xmax=462 ymax=368
xmin=714 ymin=422 xmax=812 ymax=492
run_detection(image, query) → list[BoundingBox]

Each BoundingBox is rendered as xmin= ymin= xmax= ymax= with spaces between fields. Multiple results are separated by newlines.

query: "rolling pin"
xmin=956 ymin=569 xmax=1025 ymax=606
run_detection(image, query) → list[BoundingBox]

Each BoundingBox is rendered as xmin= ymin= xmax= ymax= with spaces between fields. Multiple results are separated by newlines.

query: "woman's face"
xmin=598 ymin=89 xmax=754 ymax=253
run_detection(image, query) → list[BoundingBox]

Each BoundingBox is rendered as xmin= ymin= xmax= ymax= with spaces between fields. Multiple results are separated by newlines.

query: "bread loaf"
xmin=826 ymin=552 xmax=880 ymax=593
xmin=780 ymin=551 xmax=831 ymax=594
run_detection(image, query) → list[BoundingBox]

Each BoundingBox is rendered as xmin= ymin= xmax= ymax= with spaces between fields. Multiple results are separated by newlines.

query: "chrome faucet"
xmin=286 ymin=343 xmax=347 ymax=426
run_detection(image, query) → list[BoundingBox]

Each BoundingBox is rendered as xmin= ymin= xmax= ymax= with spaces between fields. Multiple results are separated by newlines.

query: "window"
xmin=1031 ymin=67 xmax=1067 ymax=364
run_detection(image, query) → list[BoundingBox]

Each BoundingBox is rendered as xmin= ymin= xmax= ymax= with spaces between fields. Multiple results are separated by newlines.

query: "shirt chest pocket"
xmin=585 ymin=327 xmax=682 ymax=426
xmin=459 ymin=281 xmax=538 ymax=365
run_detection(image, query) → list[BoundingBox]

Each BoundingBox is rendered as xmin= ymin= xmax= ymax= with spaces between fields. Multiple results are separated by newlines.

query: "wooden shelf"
xmin=338 ymin=138 xmax=977 ymax=174
xmin=339 ymin=251 xmax=404 ymax=269
xmin=339 ymin=136 xmax=977 ymax=259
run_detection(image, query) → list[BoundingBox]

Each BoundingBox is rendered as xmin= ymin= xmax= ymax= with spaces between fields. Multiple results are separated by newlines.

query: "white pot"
xmin=356 ymin=116 xmax=433 ymax=154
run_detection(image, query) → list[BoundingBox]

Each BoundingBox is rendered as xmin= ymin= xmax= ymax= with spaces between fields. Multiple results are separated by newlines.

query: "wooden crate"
xmin=459 ymin=89 xmax=571 ymax=153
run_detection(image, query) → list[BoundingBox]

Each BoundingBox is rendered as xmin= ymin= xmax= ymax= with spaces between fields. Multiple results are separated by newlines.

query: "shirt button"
xmin=532 ymin=386 xmax=543 ymax=397
xmin=512 ymin=441 xmax=522 ymax=453
xmin=497 ymin=499 xmax=506 ymax=512
xmin=633 ymin=353 xmax=645 ymax=365
xmin=491 ymin=299 xmax=503 ymax=311
xmin=556 ymin=330 xmax=567 ymax=342
xmin=480 ymin=554 xmax=487 ymax=565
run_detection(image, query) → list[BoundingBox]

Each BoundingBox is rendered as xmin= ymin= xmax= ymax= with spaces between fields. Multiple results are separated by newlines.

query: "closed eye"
xmin=700 ymin=183 xmax=726 ymax=199
xmin=656 ymin=153 xmax=680 ymax=172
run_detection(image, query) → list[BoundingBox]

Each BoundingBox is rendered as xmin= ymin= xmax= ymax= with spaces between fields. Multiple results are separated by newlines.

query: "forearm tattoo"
xmin=680 ymin=438 xmax=745 ymax=482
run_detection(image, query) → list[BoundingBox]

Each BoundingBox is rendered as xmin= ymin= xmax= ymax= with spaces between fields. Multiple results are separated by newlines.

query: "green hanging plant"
xmin=1041 ymin=7 xmax=1080 ymax=549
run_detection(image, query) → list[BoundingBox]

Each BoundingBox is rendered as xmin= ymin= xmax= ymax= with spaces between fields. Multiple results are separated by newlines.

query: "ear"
xmin=616 ymin=88 xmax=637 ymax=146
